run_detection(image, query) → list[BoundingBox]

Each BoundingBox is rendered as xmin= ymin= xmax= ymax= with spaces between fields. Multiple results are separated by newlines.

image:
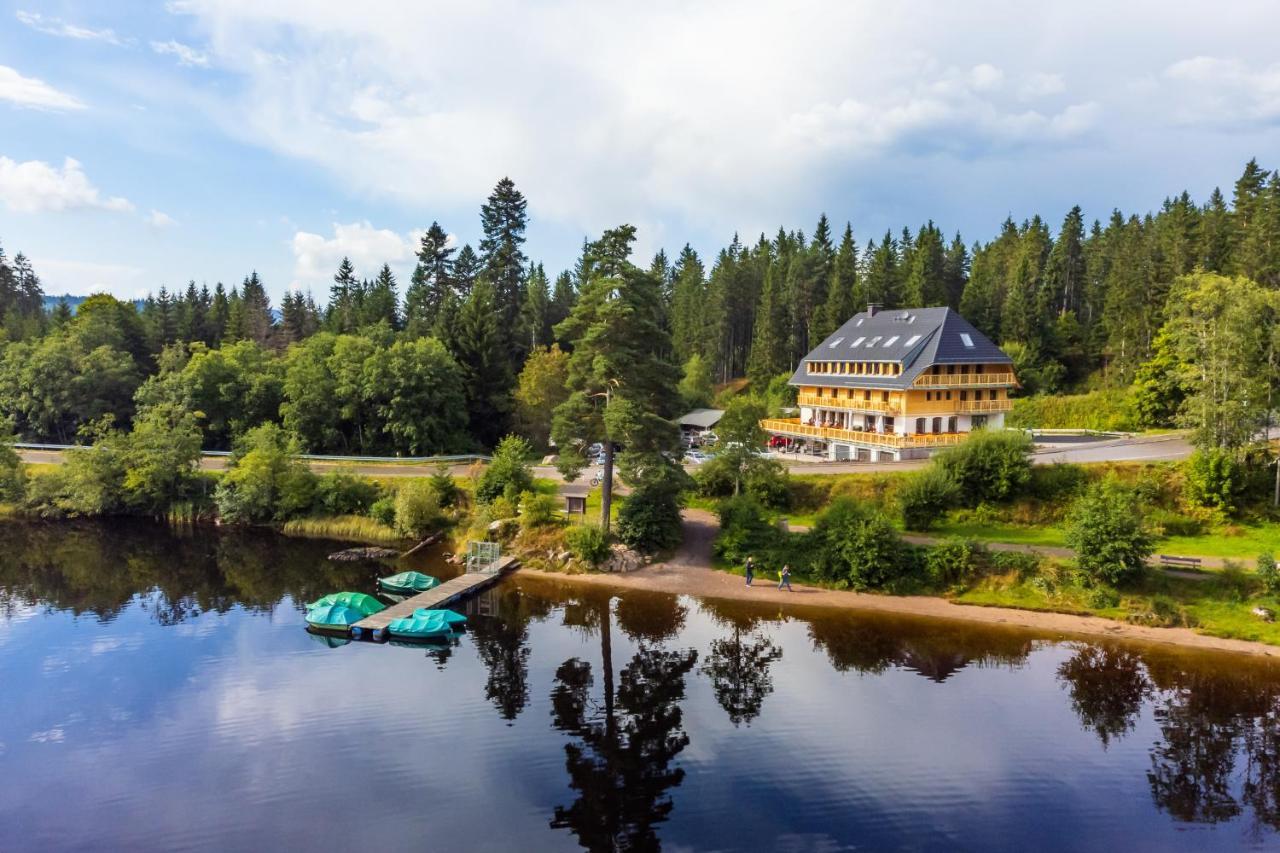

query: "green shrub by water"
xmin=567 ymin=524 xmax=611 ymax=565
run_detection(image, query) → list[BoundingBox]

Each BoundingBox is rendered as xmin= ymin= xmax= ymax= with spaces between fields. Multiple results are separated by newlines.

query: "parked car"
xmin=683 ymin=450 xmax=710 ymax=464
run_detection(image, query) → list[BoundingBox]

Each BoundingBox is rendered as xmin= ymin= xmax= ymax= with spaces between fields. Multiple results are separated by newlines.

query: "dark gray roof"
xmin=789 ymin=307 xmax=1012 ymax=390
xmin=678 ymin=408 xmax=723 ymax=429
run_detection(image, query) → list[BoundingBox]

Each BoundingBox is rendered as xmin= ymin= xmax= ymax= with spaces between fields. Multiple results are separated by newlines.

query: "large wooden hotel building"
xmin=762 ymin=305 xmax=1018 ymax=461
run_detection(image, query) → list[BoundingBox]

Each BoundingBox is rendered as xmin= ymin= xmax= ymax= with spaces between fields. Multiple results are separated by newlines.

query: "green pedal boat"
xmin=306 ymin=591 xmax=386 ymax=616
xmin=387 ymin=610 xmax=455 ymax=640
xmin=377 ymin=571 xmax=441 ymax=595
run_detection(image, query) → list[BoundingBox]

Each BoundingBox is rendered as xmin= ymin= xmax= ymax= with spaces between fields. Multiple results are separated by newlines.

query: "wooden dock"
xmin=352 ymin=556 xmax=519 ymax=638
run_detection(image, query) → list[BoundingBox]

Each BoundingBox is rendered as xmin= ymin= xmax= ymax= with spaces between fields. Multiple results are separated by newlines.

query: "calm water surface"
xmin=3 ymin=520 xmax=1280 ymax=851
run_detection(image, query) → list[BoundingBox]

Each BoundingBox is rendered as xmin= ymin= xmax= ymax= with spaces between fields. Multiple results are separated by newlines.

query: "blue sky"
xmin=2 ymin=1 xmax=1280 ymax=303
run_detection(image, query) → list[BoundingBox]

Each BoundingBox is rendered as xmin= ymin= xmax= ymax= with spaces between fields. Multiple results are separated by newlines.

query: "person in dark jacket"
xmin=745 ymin=556 xmax=755 ymax=586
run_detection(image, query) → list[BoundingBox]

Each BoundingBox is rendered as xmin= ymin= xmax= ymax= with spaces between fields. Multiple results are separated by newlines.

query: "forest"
xmin=0 ymin=161 xmax=1277 ymax=466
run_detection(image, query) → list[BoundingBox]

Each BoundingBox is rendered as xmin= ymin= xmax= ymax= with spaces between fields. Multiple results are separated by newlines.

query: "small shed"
xmin=560 ymin=483 xmax=590 ymax=516
xmin=679 ymin=408 xmax=724 ymax=434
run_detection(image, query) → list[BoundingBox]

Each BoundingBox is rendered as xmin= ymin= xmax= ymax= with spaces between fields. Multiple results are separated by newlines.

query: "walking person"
xmin=745 ymin=556 xmax=755 ymax=586
xmin=778 ymin=564 xmax=792 ymax=592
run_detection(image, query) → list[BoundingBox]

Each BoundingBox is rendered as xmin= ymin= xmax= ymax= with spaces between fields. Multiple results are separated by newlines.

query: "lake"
xmin=2 ymin=520 xmax=1279 ymax=851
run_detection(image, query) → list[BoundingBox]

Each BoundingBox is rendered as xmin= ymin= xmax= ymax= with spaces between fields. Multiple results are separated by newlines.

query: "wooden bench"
xmin=1158 ymin=554 xmax=1202 ymax=569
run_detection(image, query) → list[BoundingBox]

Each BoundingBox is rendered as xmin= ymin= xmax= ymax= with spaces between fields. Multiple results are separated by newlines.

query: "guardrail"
xmin=13 ymin=442 xmax=491 ymax=465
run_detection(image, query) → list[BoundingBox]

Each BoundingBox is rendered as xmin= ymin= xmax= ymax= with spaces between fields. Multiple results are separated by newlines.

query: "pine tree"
xmin=863 ymin=232 xmax=900 ymax=308
xmin=747 ymin=263 xmax=789 ymax=387
xmin=450 ymin=278 xmax=512 ymax=448
xmin=404 ymin=222 xmax=455 ymax=337
xmin=670 ymin=245 xmax=706 ymax=362
xmin=478 ymin=177 xmax=529 ymax=346
xmin=520 ymin=262 xmax=551 ymax=350
xmin=363 ymin=264 xmax=400 ymax=329
xmin=549 ymin=270 xmax=577 ymax=347
xmin=942 ymin=233 xmax=969 ymax=309
xmin=815 ymin=223 xmax=858 ymax=340
xmin=452 ymin=244 xmax=481 ymax=296
xmin=224 ymin=285 xmax=245 ymax=342
xmin=902 ymin=222 xmax=947 ymax=307
xmin=240 ymin=271 xmax=274 ymax=345
xmin=1200 ymin=187 xmax=1233 ymax=273
xmin=1045 ymin=206 xmax=1086 ymax=317
xmin=327 ymin=257 xmax=358 ymax=333
xmin=210 ymin=282 xmax=230 ymax=343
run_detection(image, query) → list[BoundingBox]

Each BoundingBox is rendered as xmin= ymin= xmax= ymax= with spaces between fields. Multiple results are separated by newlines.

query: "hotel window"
xmin=947 ymin=364 xmax=956 ymax=374
xmin=960 ymin=390 xmax=969 ymax=401
xmin=863 ymin=390 xmax=871 ymax=401
xmin=945 ymin=391 xmax=952 ymax=400
xmin=881 ymin=391 xmax=889 ymax=402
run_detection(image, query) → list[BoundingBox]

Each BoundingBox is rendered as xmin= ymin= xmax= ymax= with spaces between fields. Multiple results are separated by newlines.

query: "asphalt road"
xmin=16 ymin=432 xmax=1196 ymax=480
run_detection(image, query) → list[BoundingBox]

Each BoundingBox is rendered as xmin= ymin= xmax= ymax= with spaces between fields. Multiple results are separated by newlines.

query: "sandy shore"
xmin=516 ymin=509 xmax=1280 ymax=660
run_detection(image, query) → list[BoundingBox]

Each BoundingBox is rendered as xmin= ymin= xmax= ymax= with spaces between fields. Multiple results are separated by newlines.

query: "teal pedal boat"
xmin=412 ymin=608 xmax=467 ymax=627
xmin=378 ymin=571 xmax=440 ymax=595
xmin=387 ymin=611 xmax=455 ymax=640
xmin=306 ymin=591 xmax=385 ymax=616
xmin=305 ymin=603 xmax=366 ymax=631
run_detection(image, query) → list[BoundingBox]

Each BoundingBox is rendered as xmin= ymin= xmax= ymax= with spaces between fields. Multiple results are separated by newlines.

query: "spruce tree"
xmin=902 ymin=222 xmax=946 ymax=307
xmin=450 ymin=278 xmax=512 ymax=448
xmin=1045 ymin=206 xmax=1086 ymax=318
xmin=327 ymin=257 xmax=357 ymax=333
xmin=863 ymin=231 xmax=901 ymax=308
xmin=240 ymin=271 xmax=274 ymax=345
xmin=210 ymin=282 xmax=230 ymax=343
xmin=747 ymin=264 xmax=789 ymax=388
xmin=942 ymin=233 xmax=969 ymax=309
xmin=549 ymin=270 xmax=577 ymax=347
xmin=452 ymin=244 xmax=481 ymax=296
xmin=670 ymin=244 xmax=706 ymax=362
xmin=363 ymin=263 xmax=400 ymax=329
xmin=404 ymin=222 xmax=454 ymax=337
xmin=520 ymin=262 xmax=551 ymax=350
xmin=478 ymin=177 xmax=529 ymax=344
xmin=1200 ymin=187 xmax=1233 ymax=273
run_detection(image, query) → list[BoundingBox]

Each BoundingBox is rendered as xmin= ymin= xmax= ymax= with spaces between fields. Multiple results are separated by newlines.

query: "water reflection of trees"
xmin=1056 ymin=645 xmax=1150 ymax=748
xmin=806 ymin=615 xmax=1033 ymax=682
xmin=0 ymin=519 xmax=375 ymax=624
xmin=697 ymin=604 xmax=782 ymax=727
xmin=1053 ymin=643 xmax=1280 ymax=833
xmin=468 ymin=586 xmax=553 ymax=722
xmin=550 ymin=590 xmax=698 ymax=851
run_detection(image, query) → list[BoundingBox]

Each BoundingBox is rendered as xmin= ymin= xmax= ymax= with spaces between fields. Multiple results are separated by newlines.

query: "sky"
xmin=2 ymin=1 xmax=1280 ymax=303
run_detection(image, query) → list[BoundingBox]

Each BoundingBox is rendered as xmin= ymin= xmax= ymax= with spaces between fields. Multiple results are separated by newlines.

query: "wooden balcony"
xmin=760 ymin=418 xmax=969 ymax=448
xmin=797 ymin=392 xmax=900 ymax=414
xmin=912 ymin=372 xmax=1016 ymax=388
xmin=956 ymin=399 xmax=1013 ymax=413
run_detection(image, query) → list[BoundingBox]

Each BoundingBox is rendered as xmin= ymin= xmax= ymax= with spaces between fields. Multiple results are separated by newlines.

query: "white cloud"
xmin=1020 ymin=72 xmax=1066 ymax=99
xmin=147 ymin=209 xmax=178 ymax=229
xmin=0 ymin=65 xmax=85 ymax=111
xmin=290 ymin=221 xmax=420 ymax=288
xmin=15 ymin=10 xmax=127 ymax=46
xmin=1163 ymin=56 xmax=1280 ymax=125
xmin=151 ymin=40 xmax=210 ymax=68
xmin=0 ymin=156 xmax=134 ymax=214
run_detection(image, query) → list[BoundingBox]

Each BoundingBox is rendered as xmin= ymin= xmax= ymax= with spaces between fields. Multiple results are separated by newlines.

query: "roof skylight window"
xmin=866 ymin=336 xmax=882 ymax=347
xmin=904 ymin=334 xmax=922 ymax=347
xmin=883 ymin=335 xmax=900 ymax=347
xmin=960 ymin=333 xmax=975 ymax=348
xmin=849 ymin=336 xmax=866 ymax=347
xmin=829 ymin=337 xmax=844 ymax=347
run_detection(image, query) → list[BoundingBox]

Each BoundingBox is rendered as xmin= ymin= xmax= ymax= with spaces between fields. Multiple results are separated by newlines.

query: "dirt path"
xmin=518 ymin=509 xmax=1280 ymax=659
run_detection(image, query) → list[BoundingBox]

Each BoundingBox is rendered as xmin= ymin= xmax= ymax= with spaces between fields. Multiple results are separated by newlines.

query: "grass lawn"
xmin=956 ymin=570 xmax=1280 ymax=646
xmin=1158 ymin=525 xmax=1280 ymax=561
xmin=927 ymin=520 xmax=1068 ymax=548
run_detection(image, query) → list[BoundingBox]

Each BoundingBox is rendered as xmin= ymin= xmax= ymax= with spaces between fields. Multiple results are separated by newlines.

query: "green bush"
xmin=934 ymin=429 xmax=1033 ymax=506
xmin=1027 ymin=463 xmax=1087 ymax=502
xmin=1259 ymin=553 xmax=1280 ymax=595
xmin=808 ymin=498 xmax=910 ymax=590
xmin=714 ymin=494 xmax=785 ymax=567
xmin=617 ymin=481 xmax=684 ymax=552
xmin=694 ymin=451 xmax=790 ymax=509
xmin=923 ymin=538 xmax=985 ymax=587
xmin=369 ymin=495 xmax=396 ymax=527
xmin=215 ymin=425 xmax=317 ymax=524
xmin=58 ymin=443 xmax=127 ymax=516
xmin=1182 ymin=449 xmax=1243 ymax=515
xmin=313 ymin=471 xmax=380 ymax=516
xmin=1065 ymin=478 xmax=1154 ymax=586
xmin=1146 ymin=509 xmax=1204 ymax=538
xmin=430 ymin=466 xmax=460 ymax=508
xmin=1086 ymin=586 xmax=1121 ymax=609
xmin=393 ymin=478 xmax=442 ymax=538
xmin=991 ymin=549 xmax=1041 ymax=579
xmin=567 ymin=524 xmax=611 ymax=565
xmin=518 ymin=490 xmax=561 ymax=528
xmin=477 ymin=435 xmax=534 ymax=504
xmin=1006 ymin=388 xmax=1138 ymax=432
xmin=0 ymin=438 xmax=25 ymax=504
xmin=898 ymin=466 xmax=960 ymax=530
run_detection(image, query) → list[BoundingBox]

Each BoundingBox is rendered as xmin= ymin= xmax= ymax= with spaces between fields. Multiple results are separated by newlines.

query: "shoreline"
xmin=515 ymin=563 xmax=1280 ymax=659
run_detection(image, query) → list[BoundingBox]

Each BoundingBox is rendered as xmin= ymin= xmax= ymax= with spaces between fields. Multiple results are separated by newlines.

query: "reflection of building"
xmin=763 ymin=305 xmax=1017 ymax=461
